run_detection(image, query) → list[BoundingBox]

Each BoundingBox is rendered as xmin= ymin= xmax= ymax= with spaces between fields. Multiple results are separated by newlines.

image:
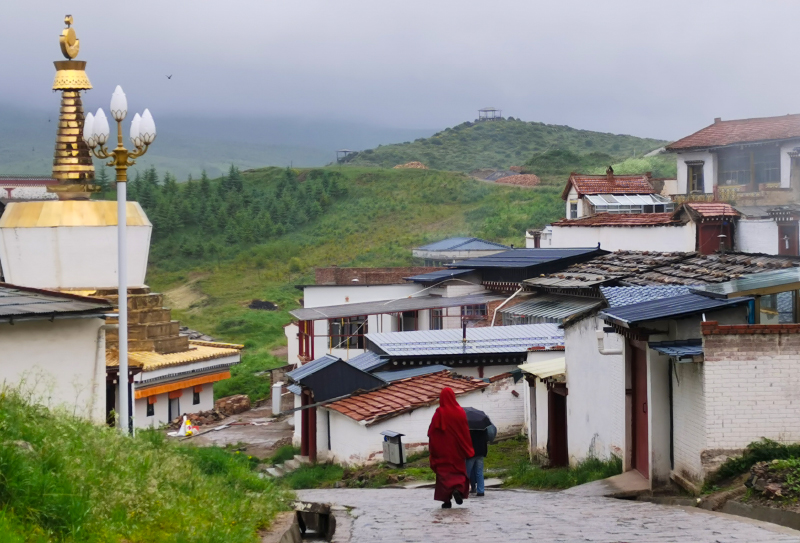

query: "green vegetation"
xmin=523 ymin=149 xmax=617 ymax=178
xmin=281 ymin=464 xmax=345 ymax=490
xmin=504 ymin=456 xmax=622 ymax=489
xmin=707 ymin=439 xmax=800 ymax=488
xmin=345 ymin=118 xmax=666 ymax=172
xmin=0 ymin=389 xmax=288 ymax=542
xmin=590 ymin=155 xmax=677 ymax=179
xmin=269 ymin=445 xmax=301 ymax=465
xmin=134 ymin=166 xmax=563 ymax=401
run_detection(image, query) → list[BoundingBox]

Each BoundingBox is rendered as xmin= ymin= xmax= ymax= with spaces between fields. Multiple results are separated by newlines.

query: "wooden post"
xmin=300 ymin=391 xmax=309 ymax=456
xmin=528 ymin=376 xmax=537 ymax=461
xmin=308 ymin=403 xmax=318 ymax=463
xmin=754 ymin=295 xmax=762 ymax=325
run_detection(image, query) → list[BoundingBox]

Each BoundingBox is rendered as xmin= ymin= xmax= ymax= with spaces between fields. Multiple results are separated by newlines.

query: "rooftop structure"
xmin=666 ymin=114 xmax=800 ymax=151
xmin=0 ymin=283 xmax=110 ymax=322
xmin=478 ymin=107 xmax=502 ymax=121
xmin=600 ymin=286 xmax=692 ymax=307
xmin=412 ymin=237 xmax=509 ymax=266
xmin=598 ymin=293 xmax=752 ymax=327
xmin=561 ymin=172 xmax=655 ymax=200
xmin=498 ymin=294 xmax=603 ymax=325
xmin=403 ymin=268 xmax=475 ymax=284
xmin=313 ymin=266 xmax=443 ymax=286
xmin=551 ymin=213 xmax=683 ymax=228
xmin=690 ymin=267 xmax=800 ymax=299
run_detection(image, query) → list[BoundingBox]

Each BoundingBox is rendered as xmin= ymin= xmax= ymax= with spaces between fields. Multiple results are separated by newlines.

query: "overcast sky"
xmin=3 ymin=0 xmax=799 ymax=141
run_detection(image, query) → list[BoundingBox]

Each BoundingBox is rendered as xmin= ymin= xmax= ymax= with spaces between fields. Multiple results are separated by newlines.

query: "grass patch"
xmin=281 ymin=464 xmax=345 ymax=489
xmin=504 ymin=456 xmax=622 ymax=489
xmin=269 ymin=445 xmax=301 ymax=465
xmin=0 ymin=389 xmax=289 ymax=542
xmin=705 ymin=439 xmax=800 ymax=490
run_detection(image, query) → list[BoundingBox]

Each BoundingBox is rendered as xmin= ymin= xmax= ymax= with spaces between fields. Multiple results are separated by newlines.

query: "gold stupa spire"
xmin=49 ymin=15 xmax=98 ymax=200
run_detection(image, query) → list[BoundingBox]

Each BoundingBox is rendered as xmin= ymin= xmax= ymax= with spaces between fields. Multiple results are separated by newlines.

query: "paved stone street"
xmin=298 ymin=488 xmax=800 ymax=543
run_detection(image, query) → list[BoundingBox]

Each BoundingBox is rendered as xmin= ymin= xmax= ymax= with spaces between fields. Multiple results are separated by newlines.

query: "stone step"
xmin=267 ymin=467 xmax=284 ymax=477
xmin=283 ymin=458 xmax=301 ymax=471
xmin=295 ymin=455 xmax=311 ymax=465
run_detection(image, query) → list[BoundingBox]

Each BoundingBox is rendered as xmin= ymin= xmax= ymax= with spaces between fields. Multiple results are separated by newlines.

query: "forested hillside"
xmin=130 ymin=166 xmax=563 ymax=400
xmin=344 ymin=118 xmax=668 ymax=172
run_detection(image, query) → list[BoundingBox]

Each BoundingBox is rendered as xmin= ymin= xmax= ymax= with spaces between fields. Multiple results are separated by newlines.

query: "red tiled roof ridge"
xmin=553 ymin=212 xmax=683 ymax=227
xmin=667 ymin=113 xmax=800 ymax=150
xmin=561 ymin=172 xmax=656 ymax=199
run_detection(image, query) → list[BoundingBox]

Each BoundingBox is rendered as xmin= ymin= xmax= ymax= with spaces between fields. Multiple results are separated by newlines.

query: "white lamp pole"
xmin=84 ymin=85 xmax=156 ymax=434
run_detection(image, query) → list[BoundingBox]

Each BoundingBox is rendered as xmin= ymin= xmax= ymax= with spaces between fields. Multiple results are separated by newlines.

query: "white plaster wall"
xmin=293 ymin=392 xmax=302 ymax=447
xmin=780 ymin=141 xmax=798 ymax=188
xmin=303 ymin=284 xmax=421 ymax=308
xmin=661 ymin=179 xmax=679 ymax=196
xmin=565 ymin=317 xmax=626 ymax=463
xmin=565 ymin=187 xmax=584 ymax=218
xmin=737 ymin=220 xmax=779 ymax=255
xmin=323 ymin=377 xmax=524 ymax=466
xmin=0 ymin=317 xmax=106 ymax=422
xmin=285 ymin=323 xmax=300 ymax=366
xmin=647 ymin=347 xmax=672 ymax=487
xmin=675 ymin=151 xmax=715 ymax=194
xmin=0 ymin=186 xmax=57 ymax=200
xmin=132 ymin=384 xmax=215 ymax=428
xmin=550 ymin=223 xmax=696 ymax=252
xmin=0 ymin=225 xmax=152 ymax=289
xmin=671 ymin=361 xmax=706 ymax=485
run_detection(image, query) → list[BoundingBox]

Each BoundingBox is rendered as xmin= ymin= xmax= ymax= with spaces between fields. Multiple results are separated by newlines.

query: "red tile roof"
xmin=327 ymin=370 xmax=488 ymax=426
xmin=561 ymin=173 xmax=655 ymax=200
xmin=553 ymin=213 xmax=683 ymax=227
xmin=667 ymin=114 xmax=800 ymax=151
xmin=685 ymin=202 xmax=739 ymax=218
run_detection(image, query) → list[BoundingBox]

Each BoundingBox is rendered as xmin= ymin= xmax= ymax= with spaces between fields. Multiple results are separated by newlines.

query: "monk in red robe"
xmin=428 ymin=387 xmax=474 ymax=508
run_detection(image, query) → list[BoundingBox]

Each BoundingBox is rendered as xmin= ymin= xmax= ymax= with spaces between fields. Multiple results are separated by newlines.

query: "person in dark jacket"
xmin=466 ymin=417 xmax=492 ymax=496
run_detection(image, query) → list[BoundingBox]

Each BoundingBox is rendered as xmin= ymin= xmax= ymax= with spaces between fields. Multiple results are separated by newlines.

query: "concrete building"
xmin=0 ymin=284 xmax=111 ymax=422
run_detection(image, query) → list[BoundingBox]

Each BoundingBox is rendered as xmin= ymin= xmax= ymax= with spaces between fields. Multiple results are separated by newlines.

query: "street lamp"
xmin=83 ymin=85 xmax=156 ymax=433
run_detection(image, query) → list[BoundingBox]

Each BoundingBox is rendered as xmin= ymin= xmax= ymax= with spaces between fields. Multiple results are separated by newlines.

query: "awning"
xmin=519 ymin=357 xmax=565 ymax=379
xmin=498 ymin=294 xmax=602 ymax=323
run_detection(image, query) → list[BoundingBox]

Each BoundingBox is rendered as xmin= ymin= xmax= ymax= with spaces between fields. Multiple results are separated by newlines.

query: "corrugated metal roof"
xmin=599 ymin=294 xmax=752 ymax=327
xmin=286 ymin=354 xmax=340 ymax=382
xmin=498 ymin=295 xmax=602 ymax=323
xmin=649 ymin=339 xmax=703 ymax=360
xmin=289 ymin=293 xmax=504 ymax=321
xmin=415 ymin=237 xmax=509 ymax=252
xmin=367 ymin=324 xmax=564 ymax=357
xmin=346 ymin=351 xmax=388 ymax=372
xmin=691 ymin=268 xmax=800 ymax=299
xmin=404 ymin=268 xmax=475 ymax=283
xmin=0 ymin=284 xmax=110 ymax=319
xmin=449 ymin=248 xmax=602 ymax=269
xmin=0 ymin=201 xmax=151 ymax=228
xmin=519 ymin=357 xmax=566 ymax=378
xmin=373 ymin=365 xmax=452 ymax=382
xmin=288 ymin=383 xmax=301 ymax=395
xmin=600 ymin=286 xmax=693 ymax=307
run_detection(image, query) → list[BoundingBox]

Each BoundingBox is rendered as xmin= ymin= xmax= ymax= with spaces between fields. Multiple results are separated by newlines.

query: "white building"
xmin=412 ymin=237 xmax=510 ymax=266
xmin=0 ymin=284 xmax=110 ymax=422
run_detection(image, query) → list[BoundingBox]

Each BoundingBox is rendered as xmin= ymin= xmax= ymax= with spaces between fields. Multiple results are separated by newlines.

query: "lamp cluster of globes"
xmin=82 ymin=85 xmax=156 ymax=150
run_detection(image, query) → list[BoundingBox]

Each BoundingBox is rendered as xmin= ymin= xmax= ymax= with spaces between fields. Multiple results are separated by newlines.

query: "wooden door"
xmin=779 ymin=224 xmax=799 ymax=256
xmin=169 ymin=397 xmax=180 ymax=422
xmin=547 ymin=386 xmax=568 ymax=467
xmin=632 ymin=346 xmax=649 ymax=478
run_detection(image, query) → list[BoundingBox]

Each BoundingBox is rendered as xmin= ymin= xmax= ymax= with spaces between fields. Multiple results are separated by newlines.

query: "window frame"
xmin=461 ymin=304 xmax=488 ymax=318
xmin=328 ymin=315 xmax=368 ymax=349
xmin=146 ymin=402 xmax=154 ymax=417
xmin=430 ymin=308 xmax=444 ymax=330
xmin=193 ymin=390 xmax=201 ymax=405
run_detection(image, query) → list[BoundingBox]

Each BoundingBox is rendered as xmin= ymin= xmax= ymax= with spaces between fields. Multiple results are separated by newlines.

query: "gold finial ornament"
xmin=48 ymin=15 xmax=97 ymax=199
xmin=59 ymin=15 xmax=80 ymax=59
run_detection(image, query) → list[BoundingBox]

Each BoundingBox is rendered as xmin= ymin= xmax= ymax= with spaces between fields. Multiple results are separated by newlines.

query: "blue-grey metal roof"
xmin=599 ymin=294 xmax=752 ymax=327
xmin=404 ymin=268 xmax=475 ymax=283
xmin=600 ymin=286 xmax=693 ymax=308
xmin=288 ymin=383 xmax=301 ymax=395
xmin=415 ymin=237 xmax=509 ymax=252
xmin=289 ymin=292 xmax=504 ymax=321
xmin=373 ymin=365 xmax=452 ymax=382
xmin=498 ymin=294 xmax=602 ymax=323
xmin=0 ymin=284 xmax=110 ymax=320
xmin=649 ymin=339 xmax=703 ymax=360
xmin=286 ymin=354 xmax=340 ymax=381
xmin=690 ymin=267 xmax=800 ymax=299
xmin=449 ymin=248 xmax=603 ymax=269
xmin=347 ymin=351 xmax=388 ymax=372
xmin=366 ymin=324 xmax=564 ymax=357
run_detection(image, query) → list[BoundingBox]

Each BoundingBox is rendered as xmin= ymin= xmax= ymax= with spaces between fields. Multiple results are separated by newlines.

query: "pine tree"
xmin=96 ymin=166 xmax=111 ymax=197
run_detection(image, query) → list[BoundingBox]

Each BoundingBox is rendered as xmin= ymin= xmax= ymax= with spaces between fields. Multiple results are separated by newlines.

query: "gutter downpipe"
xmin=490 ymin=287 xmax=523 ymax=327
xmin=596 ymin=329 xmax=623 ymax=355
xmin=669 ymin=357 xmax=674 ymax=471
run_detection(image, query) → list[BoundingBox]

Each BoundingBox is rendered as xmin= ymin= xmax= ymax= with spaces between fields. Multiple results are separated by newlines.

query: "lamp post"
xmin=83 ymin=85 xmax=156 ymax=433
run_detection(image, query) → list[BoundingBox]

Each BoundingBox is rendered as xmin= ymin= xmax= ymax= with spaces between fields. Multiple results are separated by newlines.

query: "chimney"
xmin=714 ymin=117 xmax=722 ymax=124
xmin=532 ymin=230 xmax=542 ymax=248
xmin=606 ymin=166 xmax=614 ymax=183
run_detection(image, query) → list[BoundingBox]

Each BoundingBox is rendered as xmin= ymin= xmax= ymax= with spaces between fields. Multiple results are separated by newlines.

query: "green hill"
xmin=343 ymin=118 xmax=668 ymax=172
xmin=135 ymin=166 xmax=564 ymax=401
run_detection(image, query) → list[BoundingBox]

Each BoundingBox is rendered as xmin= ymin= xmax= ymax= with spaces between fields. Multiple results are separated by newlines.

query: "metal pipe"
xmin=118 ymin=181 xmax=129 ymax=434
xmin=490 ymin=287 xmax=523 ymax=327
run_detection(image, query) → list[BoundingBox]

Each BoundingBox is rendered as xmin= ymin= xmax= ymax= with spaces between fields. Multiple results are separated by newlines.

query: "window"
xmin=328 ymin=316 xmax=368 ymax=349
xmin=147 ymin=402 xmax=154 ymax=417
xmin=585 ymin=194 xmax=675 ymax=214
xmin=687 ymin=162 xmax=704 ymax=193
xmin=569 ymin=201 xmax=578 ymax=219
xmin=430 ymin=309 xmax=443 ymax=330
xmin=719 ymin=146 xmax=780 ymax=188
xmin=461 ymin=304 xmax=488 ymax=318
xmin=193 ymin=391 xmax=201 ymax=405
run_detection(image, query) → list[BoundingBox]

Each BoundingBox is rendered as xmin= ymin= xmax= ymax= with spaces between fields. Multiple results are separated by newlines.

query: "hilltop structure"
xmin=0 ymin=17 xmax=239 ymax=428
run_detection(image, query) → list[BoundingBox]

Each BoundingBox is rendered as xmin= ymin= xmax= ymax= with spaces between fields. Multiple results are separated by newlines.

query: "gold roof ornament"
xmin=49 ymin=15 xmax=97 ymax=198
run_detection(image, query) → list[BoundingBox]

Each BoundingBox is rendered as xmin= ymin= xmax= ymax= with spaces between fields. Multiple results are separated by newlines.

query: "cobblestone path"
xmin=298 ymin=488 xmax=800 ymax=543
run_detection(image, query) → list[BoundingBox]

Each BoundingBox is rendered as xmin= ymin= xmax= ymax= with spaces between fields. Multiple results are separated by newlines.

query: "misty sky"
xmin=3 ymin=0 xmax=800 ymax=141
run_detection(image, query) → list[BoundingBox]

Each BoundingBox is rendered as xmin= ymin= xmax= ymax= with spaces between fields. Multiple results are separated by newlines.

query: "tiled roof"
xmin=106 ymin=341 xmax=242 ymax=371
xmin=561 ymin=173 xmax=655 ymax=199
xmin=0 ymin=283 xmax=110 ymax=320
xmin=552 ymin=213 xmax=683 ymax=227
xmin=600 ymin=286 xmax=692 ymax=307
xmin=685 ymin=202 xmax=739 ymax=218
xmin=327 ymin=370 xmax=488 ymax=425
xmin=622 ymin=253 xmax=799 ymax=286
xmin=600 ymin=294 xmax=752 ymax=326
xmin=649 ymin=339 xmax=703 ymax=359
xmin=666 ymin=114 xmax=800 ymax=151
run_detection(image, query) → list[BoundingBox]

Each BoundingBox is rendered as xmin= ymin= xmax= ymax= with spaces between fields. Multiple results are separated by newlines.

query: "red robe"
xmin=427 ymin=387 xmax=474 ymax=502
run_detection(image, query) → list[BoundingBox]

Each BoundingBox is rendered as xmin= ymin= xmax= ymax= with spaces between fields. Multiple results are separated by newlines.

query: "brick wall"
xmin=702 ymin=321 xmax=800 ymax=452
xmin=315 ymin=267 xmax=443 ymax=285
xmin=672 ymin=361 xmax=706 ymax=485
